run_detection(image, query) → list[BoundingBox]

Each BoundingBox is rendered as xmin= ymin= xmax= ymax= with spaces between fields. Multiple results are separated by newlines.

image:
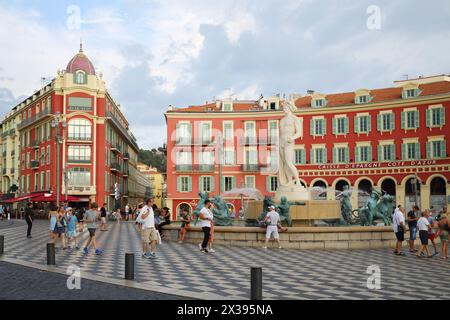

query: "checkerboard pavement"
xmin=2 ymin=220 xmax=450 ymax=300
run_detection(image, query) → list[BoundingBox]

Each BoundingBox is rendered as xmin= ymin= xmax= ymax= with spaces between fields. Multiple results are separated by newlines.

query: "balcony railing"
xmin=175 ymin=137 xmax=193 ymax=146
xmin=67 ymin=135 xmax=92 ymax=141
xmin=32 ymin=140 xmax=39 ymax=149
xmin=242 ymin=164 xmax=260 ymax=172
xmin=110 ymin=162 xmax=121 ymax=172
xmin=239 ymin=136 xmax=258 ymax=146
xmin=123 ymin=169 xmax=129 ymax=177
xmin=31 ymin=160 xmax=39 ymax=169
xmin=123 ymin=152 xmax=130 ymax=160
xmin=18 ymin=109 xmax=51 ymax=130
xmin=176 ymin=164 xmax=193 ymax=172
xmin=106 ymin=111 xmax=139 ymax=151
xmin=194 ymin=137 xmax=214 ymax=146
xmin=111 ymin=143 xmax=122 ymax=153
xmin=67 ymin=158 xmax=91 ymax=164
xmin=198 ymin=164 xmax=215 ymax=172
xmin=66 ymin=186 xmax=95 ymax=195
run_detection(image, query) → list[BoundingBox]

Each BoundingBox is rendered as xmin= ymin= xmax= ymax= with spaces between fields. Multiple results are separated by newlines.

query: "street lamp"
xmin=51 ymin=112 xmax=66 ymax=208
xmin=64 ymin=166 xmax=71 ymax=202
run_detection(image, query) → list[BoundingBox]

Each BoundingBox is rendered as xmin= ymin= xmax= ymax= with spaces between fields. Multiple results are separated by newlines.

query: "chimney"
xmin=307 ymin=90 xmax=315 ymax=95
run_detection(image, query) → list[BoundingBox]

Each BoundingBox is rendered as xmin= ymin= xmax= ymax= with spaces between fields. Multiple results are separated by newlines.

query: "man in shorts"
xmin=82 ymin=202 xmax=103 ymax=255
xmin=263 ymin=205 xmax=282 ymax=249
xmin=141 ymin=198 xmax=158 ymax=259
xmin=392 ymin=205 xmax=407 ymax=256
xmin=407 ymin=205 xmax=420 ymax=253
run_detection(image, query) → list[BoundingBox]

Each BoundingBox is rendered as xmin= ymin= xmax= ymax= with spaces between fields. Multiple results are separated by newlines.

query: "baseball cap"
xmin=269 ymin=205 xmax=276 ymax=210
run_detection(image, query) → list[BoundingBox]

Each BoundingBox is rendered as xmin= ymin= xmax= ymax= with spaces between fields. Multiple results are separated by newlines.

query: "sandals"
xmin=394 ymin=251 xmax=406 ymax=256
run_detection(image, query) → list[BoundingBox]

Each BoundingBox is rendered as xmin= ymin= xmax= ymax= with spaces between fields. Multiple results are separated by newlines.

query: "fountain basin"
xmin=162 ymin=223 xmax=406 ymax=250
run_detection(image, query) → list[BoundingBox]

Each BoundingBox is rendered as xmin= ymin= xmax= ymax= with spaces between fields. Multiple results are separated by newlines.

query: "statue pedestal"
xmin=274 ymin=185 xmax=310 ymax=202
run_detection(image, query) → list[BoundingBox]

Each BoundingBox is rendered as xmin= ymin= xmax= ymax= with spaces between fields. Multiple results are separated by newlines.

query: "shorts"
xmin=409 ymin=227 xmax=417 ymax=241
xmin=419 ymin=230 xmax=429 ymax=245
xmin=265 ymin=225 xmax=279 ymax=240
xmin=67 ymin=230 xmax=78 ymax=238
xmin=53 ymin=226 xmax=65 ymax=234
xmin=141 ymin=227 xmax=158 ymax=243
xmin=101 ymin=217 xmax=106 ymax=224
xmin=428 ymin=233 xmax=436 ymax=241
xmin=395 ymin=230 xmax=405 ymax=241
xmin=439 ymin=230 xmax=449 ymax=242
xmin=88 ymin=228 xmax=96 ymax=237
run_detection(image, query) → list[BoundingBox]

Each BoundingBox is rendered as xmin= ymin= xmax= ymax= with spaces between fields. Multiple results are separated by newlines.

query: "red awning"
xmin=2 ymin=194 xmax=41 ymax=203
xmin=31 ymin=194 xmax=81 ymax=203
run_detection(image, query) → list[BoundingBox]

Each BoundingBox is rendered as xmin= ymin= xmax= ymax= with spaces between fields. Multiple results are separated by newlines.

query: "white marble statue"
xmin=278 ymin=100 xmax=303 ymax=187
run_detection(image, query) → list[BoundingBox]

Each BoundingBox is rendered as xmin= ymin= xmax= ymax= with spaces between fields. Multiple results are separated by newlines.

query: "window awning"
xmin=2 ymin=193 xmax=41 ymax=203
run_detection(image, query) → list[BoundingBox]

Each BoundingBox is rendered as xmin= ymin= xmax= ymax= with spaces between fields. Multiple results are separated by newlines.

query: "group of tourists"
xmin=393 ymin=205 xmax=449 ymax=259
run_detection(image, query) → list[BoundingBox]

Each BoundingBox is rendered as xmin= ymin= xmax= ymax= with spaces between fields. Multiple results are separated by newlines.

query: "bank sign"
xmin=316 ymin=160 xmax=439 ymax=170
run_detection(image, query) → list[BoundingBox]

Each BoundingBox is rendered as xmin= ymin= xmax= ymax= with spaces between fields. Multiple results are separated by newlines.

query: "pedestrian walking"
xmin=100 ymin=203 xmax=108 ymax=231
xmin=262 ymin=205 xmax=282 ymax=249
xmin=53 ymin=207 xmax=67 ymax=250
xmin=199 ymin=200 xmax=214 ymax=253
xmin=417 ymin=210 xmax=432 ymax=258
xmin=66 ymin=209 xmax=79 ymax=250
xmin=25 ymin=202 xmax=33 ymax=239
xmin=426 ymin=209 xmax=439 ymax=256
xmin=392 ymin=205 xmax=407 ymax=256
xmin=125 ymin=204 xmax=130 ymax=221
xmin=48 ymin=203 xmax=58 ymax=241
xmin=135 ymin=203 xmax=143 ymax=231
xmin=436 ymin=213 xmax=449 ymax=259
xmin=407 ymin=205 xmax=420 ymax=253
xmin=82 ymin=202 xmax=103 ymax=255
xmin=178 ymin=209 xmax=191 ymax=244
xmin=140 ymin=198 xmax=158 ymax=259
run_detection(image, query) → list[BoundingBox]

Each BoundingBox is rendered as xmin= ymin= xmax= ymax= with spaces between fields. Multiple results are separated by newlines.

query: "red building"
xmin=165 ymin=75 xmax=450 ymax=218
xmin=2 ymin=44 xmax=149 ymax=210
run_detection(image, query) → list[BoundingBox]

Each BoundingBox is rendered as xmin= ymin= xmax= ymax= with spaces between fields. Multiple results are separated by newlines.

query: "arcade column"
xmin=396 ymin=184 xmax=405 ymax=209
xmin=421 ymin=183 xmax=430 ymax=210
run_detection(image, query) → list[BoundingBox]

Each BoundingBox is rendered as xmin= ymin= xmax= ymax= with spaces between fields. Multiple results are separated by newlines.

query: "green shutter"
xmin=426 ymin=142 xmax=431 ymax=159
xmin=355 ymin=146 xmax=360 ymax=162
xmin=221 ymin=177 xmax=225 ymax=193
xmin=323 ymin=148 xmax=328 ymax=163
xmin=210 ymin=176 xmax=215 ymax=192
xmin=301 ymin=149 xmax=306 ymax=164
xmin=231 ymin=176 xmax=236 ymax=189
xmin=402 ymin=144 xmax=406 ymax=160
xmin=378 ymin=145 xmax=382 ymax=162
xmin=415 ymin=88 xmax=420 ymax=97
xmin=377 ymin=114 xmax=381 ymax=131
xmin=310 ymin=148 xmax=314 ymax=164
xmin=199 ymin=176 xmax=203 ymax=192
xmin=188 ymin=177 xmax=192 ymax=192
xmin=345 ymin=117 xmax=349 ymax=134
xmin=333 ymin=148 xmax=337 ymax=163
xmin=177 ymin=177 xmax=181 ymax=192
xmin=266 ymin=176 xmax=271 ymax=192
xmin=368 ymin=145 xmax=372 ymax=162
xmin=391 ymin=145 xmax=396 ymax=160
xmin=401 ymin=112 xmax=405 ymax=129
xmin=426 ymin=109 xmax=430 ymax=127
xmin=390 ymin=113 xmax=395 ymax=130
xmin=322 ymin=119 xmax=326 ymax=135
xmin=415 ymin=143 xmax=420 ymax=159
xmin=367 ymin=116 xmax=371 ymax=132
xmin=415 ymin=110 xmax=419 ymax=128
xmin=310 ymin=119 xmax=314 ymax=136
xmin=332 ymin=118 xmax=336 ymax=135
xmin=345 ymin=148 xmax=349 ymax=163
xmin=440 ymin=108 xmax=445 ymax=126
xmin=354 ymin=116 xmax=359 ymax=133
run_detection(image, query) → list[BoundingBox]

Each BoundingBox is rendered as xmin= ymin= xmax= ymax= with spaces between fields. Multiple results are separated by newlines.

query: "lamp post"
xmin=64 ymin=166 xmax=70 ymax=202
xmin=51 ymin=112 xmax=66 ymax=208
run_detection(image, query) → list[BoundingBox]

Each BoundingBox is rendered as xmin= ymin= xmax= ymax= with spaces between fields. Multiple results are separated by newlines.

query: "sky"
xmin=0 ymin=0 xmax=449 ymax=149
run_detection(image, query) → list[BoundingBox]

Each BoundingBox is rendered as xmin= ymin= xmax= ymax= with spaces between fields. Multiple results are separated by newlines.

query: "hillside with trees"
xmin=138 ymin=147 xmax=166 ymax=173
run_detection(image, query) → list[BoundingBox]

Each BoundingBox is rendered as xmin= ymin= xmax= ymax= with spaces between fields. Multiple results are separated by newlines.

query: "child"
xmin=417 ymin=210 xmax=432 ymax=258
xmin=66 ymin=209 xmax=79 ymax=250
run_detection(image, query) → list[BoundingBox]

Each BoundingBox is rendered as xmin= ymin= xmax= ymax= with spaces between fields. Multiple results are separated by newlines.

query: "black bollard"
xmin=47 ymin=243 xmax=55 ymax=265
xmin=0 ymin=235 xmax=4 ymax=255
xmin=125 ymin=253 xmax=135 ymax=280
xmin=250 ymin=267 xmax=263 ymax=300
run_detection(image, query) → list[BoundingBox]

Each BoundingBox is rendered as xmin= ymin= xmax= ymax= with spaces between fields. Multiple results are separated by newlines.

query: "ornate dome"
xmin=66 ymin=43 xmax=96 ymax=75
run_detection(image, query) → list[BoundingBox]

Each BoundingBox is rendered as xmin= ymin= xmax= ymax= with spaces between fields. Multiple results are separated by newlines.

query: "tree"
xmin=138 ymin=147 xmax=166 ymax=173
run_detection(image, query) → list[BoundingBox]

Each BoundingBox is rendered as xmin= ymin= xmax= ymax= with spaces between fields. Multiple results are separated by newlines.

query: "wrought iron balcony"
xmin=239 ymin=136 xmax=258 ymax=146
xmin=17 ymin=109 xmax=51 ymax=130
xmin=197 ymin=164 xmax=215 ymax=172
xmin=110 ymin=162 xmax=121 ymax=172
xmin=241 ymin=164 xmax=260 ymax=172
xmin=123 ymin=152 xmax=130 ymax=160
xmin=175 ymin=164 xmax=193 ymax=172
xmin=175 ymin=137 xmax=193 ymax=146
